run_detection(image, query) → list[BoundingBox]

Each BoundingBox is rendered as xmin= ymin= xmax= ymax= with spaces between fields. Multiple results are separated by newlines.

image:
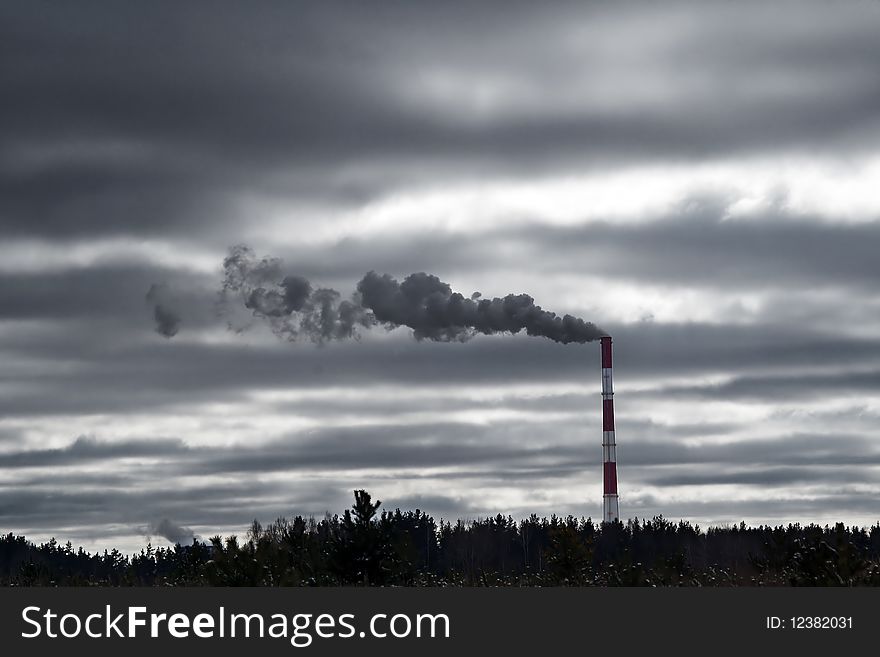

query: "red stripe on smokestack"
xmin=603 ymin=399 xmax=615 ymax=431
xmin=601 ymin=337 xmax=613 ymax=368
xmin=603 ymin=462 xmax=618 ymax=494
xmin=600 ymin=335 xmax=619 ymax=522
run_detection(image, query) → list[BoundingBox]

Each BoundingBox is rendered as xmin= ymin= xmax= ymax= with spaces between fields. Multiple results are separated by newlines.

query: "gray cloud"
xmin=0 ymin=264 xmax=215 ymax=324
xmin=2 ymin=320 xmax=880 ymax=419
xmin=0 ymin=482 xmax=271 ymax=534
xmin=662 ymin=370 xmax=880 ymax=401
xmin=382 ymin=494 xmax=477 ymax=518
xmin=643 ymin=466 xmax=866 ymax=488
xmin=3 ymin=2 xmax=880 ymax=240
xmin=2 ymin=0 xmax=880 ymax=548
xmin=4 ymin=425 xmax=877 ymax=486
xmin=2 ymin=418 xmax=879 ymax=545
xmin=200 ymin=210 xmax=880 ymax=307
xmin=0 ymin=435 xmax=187 ymax=468
xmin=527 ymin=212 xmax=880 ymax=290
xmin=625 ymin=491 xmax=880 ymax=526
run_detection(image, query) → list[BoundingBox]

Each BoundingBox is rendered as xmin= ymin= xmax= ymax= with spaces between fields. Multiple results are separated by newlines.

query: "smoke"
xmin=148 ymin=518 xmax=199 ymax=546
xmin=357 ymin=271 xmax=606 ymax=343
xmin=218 ymin=245 xmax=605 ymax=344
xmin=145 ymin=283 xmax=181 ymax=338
xmin=220 ymin=245 xmax=374 ymax=342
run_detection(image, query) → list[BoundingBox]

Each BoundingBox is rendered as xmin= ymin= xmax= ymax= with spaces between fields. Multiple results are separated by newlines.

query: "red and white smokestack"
xmin=601 ymin=336 xmax=619 ymax=523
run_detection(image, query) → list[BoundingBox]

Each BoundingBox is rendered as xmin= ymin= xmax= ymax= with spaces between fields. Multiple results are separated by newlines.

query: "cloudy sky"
xmin=3 ymin=0 xmax=880 ymax=552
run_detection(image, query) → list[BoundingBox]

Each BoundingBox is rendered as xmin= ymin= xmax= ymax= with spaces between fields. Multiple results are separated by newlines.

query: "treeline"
xmin=3 ymin=490 xmax=880 ymax=586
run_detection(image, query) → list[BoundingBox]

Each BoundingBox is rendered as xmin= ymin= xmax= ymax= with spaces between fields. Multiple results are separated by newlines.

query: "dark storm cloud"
xmin=1 ymin=209 xmax=877 ymax=342
xmin=0 ymin=162 xmax=246 ymax=239
xmin=3 ymin=1 xmax=880 ymax=238
xmin=624 ymin=485 xmax=880 ymax=525
xmin=1 ymin=335 xmax=582 ymax=417
xmin=3 ymin=322 xmax=880 ymax=419
xmin=258 ymin=233 xmax=486 ymax=286
xmin=608 ymin=323 xmax=880 ymax=379
xmin=0 ymin=423 xmax=564 ymax=477
xmin=227 ymin=209 xmax=880 ymax=297
xmin=660 ymin=370 xmax=880 ymax=402
xmin=626 ymin=491 xmax=880 ymax=525
xmin=257 ymin=390 xmax=600 ymax=418
xmin=0 ymin=383 xmax=240 ymax=419
xmin=0 ymin=473 xmax=370 ymax=544
xmin=3 ymin=0 xmax=880 ymax=542
xmin=187 ymin=424 xmax=573 ymax=476
xmin=643 ymin=467 xmax=866 ymax=488
xmin=0 ymin=435 xmax=187 ymax=468
xmin=0 ymin=481 xmax=272 ymax=534
xmin=5 ymin=426 xmax=876 ymax=484
xmin=4 ymin=426 xmax=879 ymax=538
xmin=0 ymin=424 xmax=581 ymax=478
xmin=0 ymin=264 xmax=215 ymax=323
xmin=620 ymin=433 xmax=880 ymax=469
xmin=525 ymin=212 xmax=880 ymax=290
xmin=3 ymin=471 xmax=139 ymax=490
xmin=382 ymin=494 xmax=477 ymax=517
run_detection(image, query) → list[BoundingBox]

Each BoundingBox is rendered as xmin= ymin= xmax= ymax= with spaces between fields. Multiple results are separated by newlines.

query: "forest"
xmin=3 ymin=490 xmax=880 ymax=586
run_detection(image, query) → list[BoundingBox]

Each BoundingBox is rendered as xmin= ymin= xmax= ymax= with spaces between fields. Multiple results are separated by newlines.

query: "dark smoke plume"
xmin=220 ymin=245 xmax=374 ymax=343
xmin=219 ymin=245 xmax=605 ymax=344
xmin=147 ymin=518 xmax=198 ymax=546
xmin=356 ymin=271 xmax=605 ymax=343
xmin=145 ymin=283 xmax=181 ymax=338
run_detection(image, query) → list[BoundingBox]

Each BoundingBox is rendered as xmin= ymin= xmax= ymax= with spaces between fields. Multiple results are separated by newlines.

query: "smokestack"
xmin=601 ymin=336 xmax=619 ymax=523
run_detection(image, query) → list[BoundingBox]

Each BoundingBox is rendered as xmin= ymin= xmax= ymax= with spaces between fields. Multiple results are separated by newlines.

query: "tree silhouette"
xmin=4 ymin=493 xmax=880 ymax=586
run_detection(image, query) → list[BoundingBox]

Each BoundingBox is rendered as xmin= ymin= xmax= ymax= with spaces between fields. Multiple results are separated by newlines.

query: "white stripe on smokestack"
xmin=601 ymin=336 xmax=619 ymax=523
